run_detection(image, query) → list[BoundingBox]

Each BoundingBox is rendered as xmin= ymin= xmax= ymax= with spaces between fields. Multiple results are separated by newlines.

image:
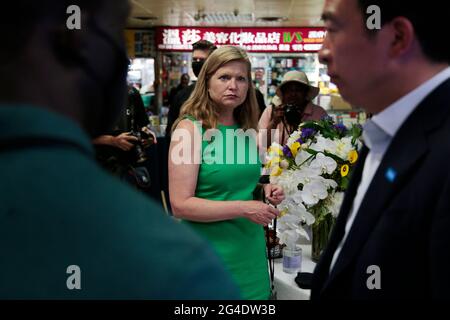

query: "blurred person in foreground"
xmin=169 ymin=46 xmax=285 ymax=300
xmin=311 ymin=0 xmax=450 ymax=299
xmin=0 ymin=0 xmax=239 ymax=299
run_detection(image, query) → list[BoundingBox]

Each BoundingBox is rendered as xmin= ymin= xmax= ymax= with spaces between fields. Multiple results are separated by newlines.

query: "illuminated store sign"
xmin=156 ymin=27 xmax=325 ymax=53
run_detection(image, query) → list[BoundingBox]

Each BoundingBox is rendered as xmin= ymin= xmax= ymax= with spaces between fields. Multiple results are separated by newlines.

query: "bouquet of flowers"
xmin=265 ymin=117 xmax=363 ymax=261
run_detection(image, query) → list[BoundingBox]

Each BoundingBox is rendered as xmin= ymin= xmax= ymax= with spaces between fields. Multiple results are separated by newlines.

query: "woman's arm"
xmin=169 ymin=119 xmax=279 ymax=225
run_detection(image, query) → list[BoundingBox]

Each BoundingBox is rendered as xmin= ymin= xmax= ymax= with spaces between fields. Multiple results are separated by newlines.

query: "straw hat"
xmin=277 ymin=70 xmax=320 ymax=101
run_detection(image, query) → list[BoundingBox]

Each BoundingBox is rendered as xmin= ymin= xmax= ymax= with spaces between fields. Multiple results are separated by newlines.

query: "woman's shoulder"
xmin=309 ymin=103 xmax=328 ymax=116
xmin=258 ymin=105 xmax=273 ymax=129
xmin=173 ymin=115 xmax=205 ymax=136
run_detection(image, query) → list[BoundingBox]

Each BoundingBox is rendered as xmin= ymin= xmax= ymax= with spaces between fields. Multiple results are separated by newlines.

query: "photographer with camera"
xmin=259 ymin=70 xmax=327 ymax=147
xmin=93 ymin=84 xmax=157 ymax=189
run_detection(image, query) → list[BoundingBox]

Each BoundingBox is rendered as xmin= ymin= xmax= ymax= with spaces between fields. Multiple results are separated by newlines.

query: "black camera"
xmin=283 ymin=103 xmax=302 ymax=127
xmin=130 ymin=130 xmax=148 ymax=164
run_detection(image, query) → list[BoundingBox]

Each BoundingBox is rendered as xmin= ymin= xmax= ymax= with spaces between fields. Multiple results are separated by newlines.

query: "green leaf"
xmin=340 ymin=176 xmax=349 ymax=189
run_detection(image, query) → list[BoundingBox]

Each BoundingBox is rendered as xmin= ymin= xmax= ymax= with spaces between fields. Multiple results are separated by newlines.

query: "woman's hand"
xmin=241 ymin=201 xmax=280 ymax=226
xmin=264 ymin=184 xmax=285 ymax=206
xmin=269 ymin=105 xmax=284 ymax=128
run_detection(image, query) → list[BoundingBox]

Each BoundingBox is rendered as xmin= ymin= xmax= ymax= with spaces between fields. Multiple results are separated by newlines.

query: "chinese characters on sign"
xmin=156 ymin=27 xmax=325 ymax=53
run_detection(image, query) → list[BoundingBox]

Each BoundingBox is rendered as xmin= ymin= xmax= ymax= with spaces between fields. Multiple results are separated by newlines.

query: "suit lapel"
xmin=325 ymin=130 xmax=428 ymax=286
xmin=312 ymin=145 xmax=368 ymax=294
xmin=317 ymin=78 xmax=450 ymax=295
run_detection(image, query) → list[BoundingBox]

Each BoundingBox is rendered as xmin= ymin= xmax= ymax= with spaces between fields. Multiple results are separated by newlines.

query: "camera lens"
xmin=284 ymin=104 xmax=302 ymax=127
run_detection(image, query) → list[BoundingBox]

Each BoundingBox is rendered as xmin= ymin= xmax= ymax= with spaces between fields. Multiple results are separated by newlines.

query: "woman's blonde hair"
xmin=172 ymin=46 xmax=259 ymax=131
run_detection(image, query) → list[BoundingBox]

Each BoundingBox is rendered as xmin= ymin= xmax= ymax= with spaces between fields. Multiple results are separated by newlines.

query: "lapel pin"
xmin=385 ymin=167 xmax=397 ymax=183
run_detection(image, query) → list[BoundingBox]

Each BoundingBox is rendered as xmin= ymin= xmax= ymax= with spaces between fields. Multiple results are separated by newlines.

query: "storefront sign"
xmin=125 ymin=29 xmax=156 ymax=57
xmin=155 ymin=27 xmax=325 ymax=53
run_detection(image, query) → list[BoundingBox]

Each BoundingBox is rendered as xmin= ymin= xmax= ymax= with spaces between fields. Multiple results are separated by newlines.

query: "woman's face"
xmin=208 ymin=61 xmax=249 ymax=111
xmin=281 ymin=82 xmax=309 ymax=106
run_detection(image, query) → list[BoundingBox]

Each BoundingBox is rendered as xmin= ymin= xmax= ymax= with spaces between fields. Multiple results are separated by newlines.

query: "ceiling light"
xmin=256 ymin=16 xmax=288 ymax=22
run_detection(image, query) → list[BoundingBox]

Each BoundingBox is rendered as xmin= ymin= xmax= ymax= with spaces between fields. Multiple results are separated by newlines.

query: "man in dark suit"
xmin=312 ymin=0 xmax=450 ymax=299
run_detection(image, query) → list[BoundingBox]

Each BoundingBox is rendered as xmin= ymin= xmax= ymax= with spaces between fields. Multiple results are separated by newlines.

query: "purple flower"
xmin=283 ymin=145 xmax=293 ymax=158
xmin=334 ymin=123 xmax=348 ymax=135
xmin=301 ymin=128 xmax=316 ymax=140
xmin=296 ymin=138 xmax=304 ymax=144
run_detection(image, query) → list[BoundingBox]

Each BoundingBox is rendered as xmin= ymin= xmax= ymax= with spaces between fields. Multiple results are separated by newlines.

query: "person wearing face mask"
xmin=0 ymin=0 xmax=240 ymax=299
xmin=258 ymin=70 xmax=328 ymax=148
xmin=165 ymin=40 xmax=217 ymax=137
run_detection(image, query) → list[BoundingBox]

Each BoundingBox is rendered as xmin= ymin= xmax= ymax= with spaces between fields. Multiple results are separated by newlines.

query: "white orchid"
xmin=278 ymin=227 xmax=310 ymax=249
xmin=326 ymin=192 xmax=345 ymax=218
xmin=310 ymin=135 xmax=337 ymax=154
xmin=310 ymin=152 xmax=337 ymax=175
xmin=293 ymin=166 xmax=322 ymax=184
xmin=334 ymin=137 xmax=354 ymax=160
xmin=300 ymin=179 xmax=329 ymax=206
xmin=295 ymin=149 xmax=313 ymax=166
xmin=271 ymin=171 xmax=298 ymax=195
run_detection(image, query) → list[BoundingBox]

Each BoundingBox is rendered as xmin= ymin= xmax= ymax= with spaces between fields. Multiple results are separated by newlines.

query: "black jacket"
xmin=166 ymin=83 xmax=195 ymax=136
xmin=311 ymin=79 xmax=450 ymax=299
xmin=96 ymin=87 xmax=150 ymax=166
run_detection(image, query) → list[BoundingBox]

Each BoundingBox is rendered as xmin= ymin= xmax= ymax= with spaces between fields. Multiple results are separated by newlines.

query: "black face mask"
xmin=192 ymin=59 xmax=205 ymax=78
xmin=78 ymin=20 xmax=130 ymax=137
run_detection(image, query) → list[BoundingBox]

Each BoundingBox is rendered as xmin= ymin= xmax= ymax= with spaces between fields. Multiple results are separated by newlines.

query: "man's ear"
xmin=388 ymin=17 xmax=415 ymax=58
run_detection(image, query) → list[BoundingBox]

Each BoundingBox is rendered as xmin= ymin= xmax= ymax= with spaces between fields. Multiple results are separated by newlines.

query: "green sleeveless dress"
xmin=182 ymin=116 xmax=270 ymax=300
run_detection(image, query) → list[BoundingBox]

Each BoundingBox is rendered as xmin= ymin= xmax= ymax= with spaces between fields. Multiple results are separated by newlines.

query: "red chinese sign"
xmin=155 ymin=27 xmax=325 ymax=53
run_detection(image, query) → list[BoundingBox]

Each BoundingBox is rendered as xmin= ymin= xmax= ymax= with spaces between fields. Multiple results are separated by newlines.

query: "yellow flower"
xmin=341 ymin=164 xmax=349 ymax=177
xmin=290 ymin=142 xmax=301 ymax=157
xmin=269 ymin=146 xmax=283 ymax=156
xmin=270 ymin=165 xmax=283 ymax=177
xmin=265 ymin=156 xmax=281 ymax=169
xmin=348 ymin=150 xmax=358 ymax=164
xmin=279 ymin=208 xmax=288 ymax=218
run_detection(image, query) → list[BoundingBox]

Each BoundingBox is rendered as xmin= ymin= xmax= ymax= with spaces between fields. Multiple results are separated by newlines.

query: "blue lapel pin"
xmin=385 ymin=167 xmax=397 ymax=183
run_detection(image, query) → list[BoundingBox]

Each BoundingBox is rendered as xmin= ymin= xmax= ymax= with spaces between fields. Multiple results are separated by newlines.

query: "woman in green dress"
xmin=169 ymin=46 xmax=285 ymax=300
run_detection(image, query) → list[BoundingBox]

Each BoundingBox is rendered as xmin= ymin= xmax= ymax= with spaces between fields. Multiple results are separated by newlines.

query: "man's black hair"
xmin=357 ymin=0 xmax=449 ymax=63
xmin=192 ymin=40 xmax=217 ymax=54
